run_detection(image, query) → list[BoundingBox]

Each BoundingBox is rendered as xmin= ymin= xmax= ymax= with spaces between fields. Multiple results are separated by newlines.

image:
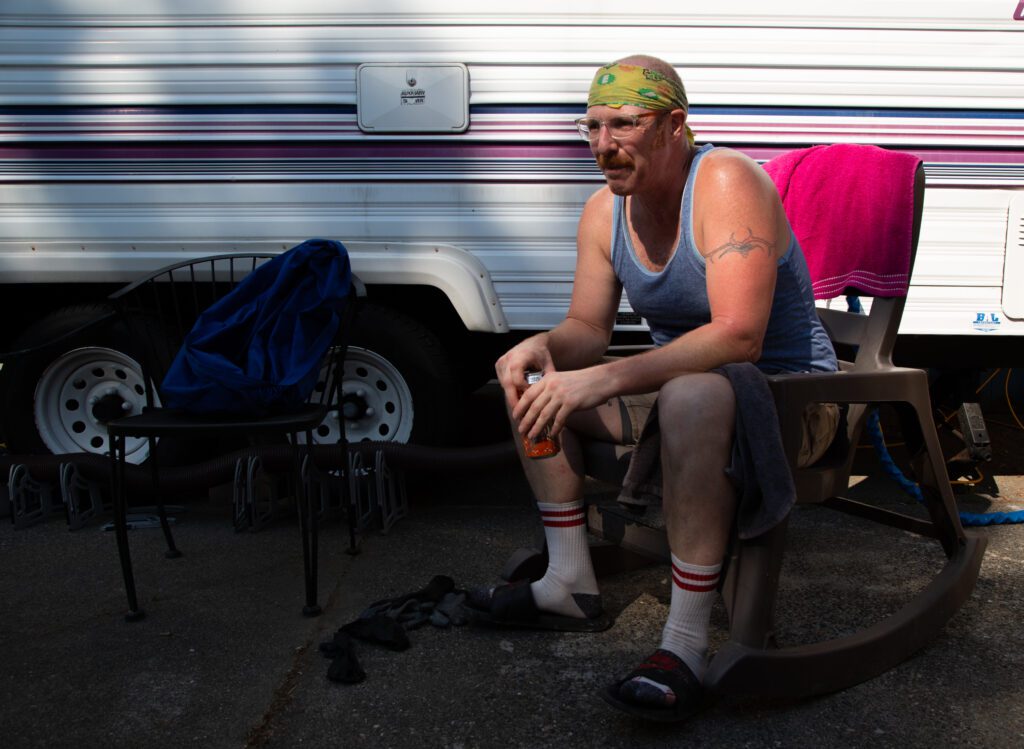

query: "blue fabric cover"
xmin=161 ymin=238 xmax=352 ymax=415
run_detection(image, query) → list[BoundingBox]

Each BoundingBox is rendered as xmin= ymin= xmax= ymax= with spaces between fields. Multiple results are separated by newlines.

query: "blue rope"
xmin=865 ymin=408 xmax=1024 ymax=526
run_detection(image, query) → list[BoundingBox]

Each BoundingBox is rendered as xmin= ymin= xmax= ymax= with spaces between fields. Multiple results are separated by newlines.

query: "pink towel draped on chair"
xmin=762 ymin=144 xmax=922 ymax=299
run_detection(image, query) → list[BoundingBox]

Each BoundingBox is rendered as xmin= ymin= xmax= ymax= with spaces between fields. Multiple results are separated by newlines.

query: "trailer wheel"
xmin=329 ymin=303 xmax=460 ymax=445
xmin=0 ymin=305 xmax=158 ymax=463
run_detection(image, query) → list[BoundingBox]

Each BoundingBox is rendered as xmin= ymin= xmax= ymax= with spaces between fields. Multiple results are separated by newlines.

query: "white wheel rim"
xmin=304 ymin=346 xmax=415 ymax=445
xmin=34 ymin=347 xmax=157 ymax=463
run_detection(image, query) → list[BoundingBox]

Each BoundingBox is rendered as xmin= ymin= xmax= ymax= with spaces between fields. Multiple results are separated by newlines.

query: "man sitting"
xmin=479 ymin=55 xmax=838 ymax=722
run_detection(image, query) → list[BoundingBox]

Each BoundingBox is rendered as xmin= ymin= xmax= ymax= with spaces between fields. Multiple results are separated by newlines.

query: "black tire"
xmin=0 ymin=304 xmax=162 ymax=462
xmin=342 ymin=303 xmax=460 ymax=445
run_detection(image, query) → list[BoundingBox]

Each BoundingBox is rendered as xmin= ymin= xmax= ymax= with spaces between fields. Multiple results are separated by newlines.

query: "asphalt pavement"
xmin=1 ymin=397 xmax=1023 ymax=749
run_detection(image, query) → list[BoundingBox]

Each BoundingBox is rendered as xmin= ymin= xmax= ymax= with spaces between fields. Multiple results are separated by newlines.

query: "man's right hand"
xmin=494 ymin=334 xmax=555 ymax=410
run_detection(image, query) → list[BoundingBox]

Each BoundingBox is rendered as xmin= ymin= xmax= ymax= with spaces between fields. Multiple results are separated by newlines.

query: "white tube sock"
xmin=658 ymin=554 xmax=721 ymax=680
xmin=528 ymin=500 xmax=601 ymax=618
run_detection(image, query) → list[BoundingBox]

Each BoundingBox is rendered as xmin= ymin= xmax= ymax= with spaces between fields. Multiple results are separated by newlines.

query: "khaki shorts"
xmin=618 ymin=393 xmax=839 ymax=468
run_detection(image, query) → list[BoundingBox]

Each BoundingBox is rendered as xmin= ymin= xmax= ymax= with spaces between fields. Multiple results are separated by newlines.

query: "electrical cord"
xmin=866 ymin=408 xmax=1024 ymax=526
xmin=1005 ymin=369 xmax=1024 ymax=431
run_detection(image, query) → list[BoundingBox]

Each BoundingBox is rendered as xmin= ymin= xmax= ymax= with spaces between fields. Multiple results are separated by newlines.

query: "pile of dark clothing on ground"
xmin=319 ymin=575 xmax=469 ymax=683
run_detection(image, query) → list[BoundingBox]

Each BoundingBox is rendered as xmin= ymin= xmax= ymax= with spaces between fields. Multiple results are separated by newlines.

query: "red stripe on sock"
xmin=540 ymin=506 xmax=585 ymax=518
xmin=672 ymin=570 xmax=718 ymax=592
xmin=543 ymin=517 xmax=586 ymax=527
xmin=671 ymin=564 xmax=719 ymax=583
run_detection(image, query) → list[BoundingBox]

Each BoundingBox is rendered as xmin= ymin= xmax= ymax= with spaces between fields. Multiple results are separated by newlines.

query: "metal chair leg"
xmin=110 ymin=433 xmax=145 ymax=622
xmin=295 ymin=432 xmax=320 ymax=617
xmin=306 ymin=429 xmax=320 ymax=615
xmin=343 ymin=447 xmax=360 ymax=555
xmin=149 ymin=437 xmax=181 ymax=559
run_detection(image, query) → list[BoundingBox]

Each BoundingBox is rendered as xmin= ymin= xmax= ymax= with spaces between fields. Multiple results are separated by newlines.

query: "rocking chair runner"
xmin=509 ymin=147 xmax=987 ymax=699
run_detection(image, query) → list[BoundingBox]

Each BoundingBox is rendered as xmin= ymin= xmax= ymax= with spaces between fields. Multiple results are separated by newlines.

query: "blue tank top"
xmin=611 ymin=143 xmax=836 ymax=374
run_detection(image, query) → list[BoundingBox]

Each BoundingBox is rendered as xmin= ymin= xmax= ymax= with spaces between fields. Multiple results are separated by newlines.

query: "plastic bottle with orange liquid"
xmin=521 ymin=371 xmax=561 ymax=459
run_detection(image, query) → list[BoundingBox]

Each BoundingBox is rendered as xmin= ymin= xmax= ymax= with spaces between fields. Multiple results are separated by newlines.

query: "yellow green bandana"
xmin=587 ymin=62 xmax=695 ymax=145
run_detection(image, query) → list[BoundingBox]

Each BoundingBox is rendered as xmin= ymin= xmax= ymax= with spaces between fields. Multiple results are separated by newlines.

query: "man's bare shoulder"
xmin=693 ymin=147 xmax=788 ymax=261
xmin=582 ymin=184 xmax=615 ymax=215
xmin=697 ymin=147 xmax=775 ymax=195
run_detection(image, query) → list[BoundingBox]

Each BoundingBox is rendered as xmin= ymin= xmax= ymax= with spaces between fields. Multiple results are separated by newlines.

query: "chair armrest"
xmin=766 ymin=367 xmax=928 ymax=411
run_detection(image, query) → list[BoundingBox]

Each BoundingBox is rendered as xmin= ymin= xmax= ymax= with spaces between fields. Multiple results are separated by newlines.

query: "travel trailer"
xmin=0 ymin=1 xmax=1021 ymax=458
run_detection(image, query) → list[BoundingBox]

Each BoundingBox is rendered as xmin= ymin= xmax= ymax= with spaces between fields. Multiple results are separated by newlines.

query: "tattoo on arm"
xmin=706 ymin=228 xmax=776 ymax=262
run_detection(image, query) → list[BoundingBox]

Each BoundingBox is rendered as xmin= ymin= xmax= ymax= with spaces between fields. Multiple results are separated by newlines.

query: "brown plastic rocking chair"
xmin=507 ymin=148 xmax=987 ymax=699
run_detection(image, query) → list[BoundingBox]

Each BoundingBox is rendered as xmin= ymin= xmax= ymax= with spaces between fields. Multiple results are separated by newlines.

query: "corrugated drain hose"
xmin=0 ymin=440 xmax=519 ymax=498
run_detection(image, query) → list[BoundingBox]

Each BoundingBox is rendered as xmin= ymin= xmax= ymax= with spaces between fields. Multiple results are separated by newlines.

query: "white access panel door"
xmin=1005 ymin=193 xmax=1024 ymax=320
xmin=357 ymin=64 xmax=469 ymax=133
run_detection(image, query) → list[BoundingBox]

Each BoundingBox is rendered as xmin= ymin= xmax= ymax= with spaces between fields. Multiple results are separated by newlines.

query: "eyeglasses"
xmin=574 ymin=112 xmax=664 ymax=142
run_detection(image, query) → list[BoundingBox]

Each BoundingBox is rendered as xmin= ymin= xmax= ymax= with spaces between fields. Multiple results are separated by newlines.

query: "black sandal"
xmin=467 ymin=580 xmax=612 ymax=633
xmin=601 ymin=649 xmax=705 ymax=723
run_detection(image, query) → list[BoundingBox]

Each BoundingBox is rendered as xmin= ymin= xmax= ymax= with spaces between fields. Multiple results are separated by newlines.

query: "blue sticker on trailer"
xmin=972 ymin=312 xmax=1002 ymax=333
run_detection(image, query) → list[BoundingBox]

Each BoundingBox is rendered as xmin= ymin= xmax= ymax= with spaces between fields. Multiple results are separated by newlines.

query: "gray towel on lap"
xmin=617 ymin=362 xmax=795 ymax=540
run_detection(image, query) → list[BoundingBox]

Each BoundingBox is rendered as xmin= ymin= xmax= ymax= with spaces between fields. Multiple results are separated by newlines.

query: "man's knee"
xmin=657 ymin=374 xmax=736 ymax=450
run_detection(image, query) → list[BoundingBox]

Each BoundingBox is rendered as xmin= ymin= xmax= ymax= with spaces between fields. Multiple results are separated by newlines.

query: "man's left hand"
xmin=512 ymin=366 xmax=612 ymax=441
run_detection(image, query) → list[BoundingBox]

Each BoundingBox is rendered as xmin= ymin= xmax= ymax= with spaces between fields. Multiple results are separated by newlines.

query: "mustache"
xmin=596 ymin=153 xmax=632 ymax=171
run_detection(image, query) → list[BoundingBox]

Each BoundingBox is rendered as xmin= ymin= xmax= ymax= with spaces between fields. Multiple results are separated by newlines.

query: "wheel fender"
xmin=343 ymin=241 xmax=508 ymax=333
